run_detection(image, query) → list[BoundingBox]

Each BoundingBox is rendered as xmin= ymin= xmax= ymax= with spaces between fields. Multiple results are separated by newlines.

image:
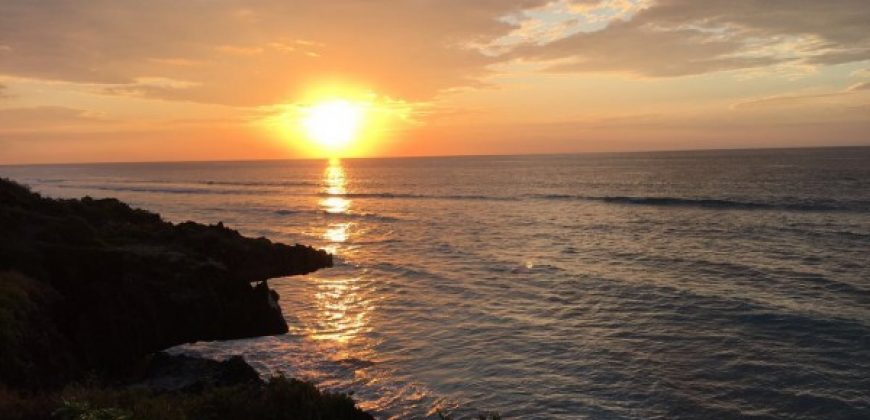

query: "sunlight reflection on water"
xmin=320 ymin=158 xmax=351 ymax=214
xmin=310 ymin=277 xmax=372 ymax=343
xmin=312 ymin=159 xmax=373 ymax=346
xmin=320 ymin=159 xmax=351 ymax=255
xmin=324 ymin=223 xmax=350 ymax=243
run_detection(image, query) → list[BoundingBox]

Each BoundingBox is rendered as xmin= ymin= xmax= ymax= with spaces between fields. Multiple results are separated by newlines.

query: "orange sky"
xmin=1 ymin=1 xmax=869 ymax=164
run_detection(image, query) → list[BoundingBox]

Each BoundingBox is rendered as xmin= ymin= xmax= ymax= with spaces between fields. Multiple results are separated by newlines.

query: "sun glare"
xmin=302 ymin=100 xmax=364 ymax=151
xmin=265 ymin=86 xmax=414 ymax=157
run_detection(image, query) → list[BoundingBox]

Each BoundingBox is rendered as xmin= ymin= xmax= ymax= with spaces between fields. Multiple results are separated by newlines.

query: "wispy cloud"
xmin=0 ymin=106 xmax=113 ymax=132
xmin=1 ymin=0 xmax=867 ymax=106
xmin=734 ymin=82 xmax=870 ymax=110
xmin=503 ymin=0 xmax=870 ymax=77
xmin=479 ymin=0 xmax=650 ymax=54
xmin=214 ymin=45 xmax=265 ymax=55
xmin=0 ymin=1 xmax=549 ymax=105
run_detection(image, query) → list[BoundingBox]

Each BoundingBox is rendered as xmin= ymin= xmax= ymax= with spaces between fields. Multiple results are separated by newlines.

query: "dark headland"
xmin=0 ymin=178 xmax=373 ymax=419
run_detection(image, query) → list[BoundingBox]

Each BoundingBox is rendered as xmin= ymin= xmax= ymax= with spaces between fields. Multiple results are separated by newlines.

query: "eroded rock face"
xmin=0 ymin=178 xmax=332 ymax=388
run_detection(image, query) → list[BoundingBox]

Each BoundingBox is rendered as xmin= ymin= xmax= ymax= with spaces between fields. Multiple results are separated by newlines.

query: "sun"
xmin=301 ymin=100 xmax=364 ymax=151
xmin=267 ymin=85 xmax=413 ymax=157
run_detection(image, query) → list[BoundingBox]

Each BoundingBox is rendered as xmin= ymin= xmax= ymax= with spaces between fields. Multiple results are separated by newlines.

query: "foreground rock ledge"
xmin=0 ymin=178 xmax=332 ymax=388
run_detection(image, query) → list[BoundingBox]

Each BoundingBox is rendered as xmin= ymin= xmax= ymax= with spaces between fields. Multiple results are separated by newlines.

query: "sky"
xmin=1 ymin=0 xmax=869 ymax=164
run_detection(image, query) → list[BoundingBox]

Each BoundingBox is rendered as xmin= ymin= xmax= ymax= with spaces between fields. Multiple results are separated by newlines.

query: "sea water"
xmin=2 ymin=147 xmax=868 ymax=418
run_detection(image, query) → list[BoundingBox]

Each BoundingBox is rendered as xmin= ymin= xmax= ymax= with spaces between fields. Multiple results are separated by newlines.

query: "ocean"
xmin=2 ymin=147 xmax=868 ymax=419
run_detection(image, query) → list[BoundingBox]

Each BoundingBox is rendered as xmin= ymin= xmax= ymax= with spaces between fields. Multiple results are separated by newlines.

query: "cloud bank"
xmin=2 ymin=0 xmax=868 ymax=105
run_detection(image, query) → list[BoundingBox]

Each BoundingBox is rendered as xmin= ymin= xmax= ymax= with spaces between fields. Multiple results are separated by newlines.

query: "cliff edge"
xmin=0 ymin=178 xmax=332 ymax=388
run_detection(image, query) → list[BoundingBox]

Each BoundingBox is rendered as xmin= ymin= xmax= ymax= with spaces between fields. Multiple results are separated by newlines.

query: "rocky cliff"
xmin=0 ymin=178 xmax=332 ymax=388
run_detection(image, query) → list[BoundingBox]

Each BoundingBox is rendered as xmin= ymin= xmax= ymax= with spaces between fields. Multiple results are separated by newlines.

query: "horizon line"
xmin=2 ymin=143 xmax=868 ymax=167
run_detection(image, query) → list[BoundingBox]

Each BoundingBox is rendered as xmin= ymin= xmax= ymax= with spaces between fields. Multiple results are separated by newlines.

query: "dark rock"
xmin=0 ymin=353 xmax=375 ymax=420
xmin=129 ymin=352 xmax=263 ymax=393
xmin=0 ymin=178 xmax=333 ymax=388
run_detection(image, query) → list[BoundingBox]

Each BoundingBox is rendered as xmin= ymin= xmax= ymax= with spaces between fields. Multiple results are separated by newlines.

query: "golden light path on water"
xmin=310 ymin=158 xmax=371 ymax=344
xmin=289 ymin=158 xmax=427 ymax=416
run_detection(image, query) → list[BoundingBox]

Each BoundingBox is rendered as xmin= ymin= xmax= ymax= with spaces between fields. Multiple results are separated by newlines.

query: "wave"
xmin=53 ymin=180 xmax=868 ymax=213
xmin=274 ymin=209 xmax=401 ymax=222
xmin=110 ymin=179 xmax=317 ymax=188
xmin=274 ymin=209 xmax=307 ymax=215
xmin=320 ymin=191 xmax=868 ymax=211
xmin=341 ymin=212 xmax=401 ymax=222
xmin=345 ymin=238 xmax=401 ymax=245
xmin=58 ymin=184 xmax=268 ymax=196
xmin=590 ymin=196 xmax=779 ymax=209
xmin=319 ymin=192 xmax=517 ymax=201
xmin=197 ymin=180 xmax=317 ymax=187
xmin=320 ymin=192 xmax=424 ymax=199
xmin=527 ymin=194 xmax=869 ymax=212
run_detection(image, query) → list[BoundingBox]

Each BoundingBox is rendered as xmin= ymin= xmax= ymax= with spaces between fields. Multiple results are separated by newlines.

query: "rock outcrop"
xmin=0 ymin=178 xmax=332 ymax=388
xmin=129 ymin=353 xmax=266 ymax=393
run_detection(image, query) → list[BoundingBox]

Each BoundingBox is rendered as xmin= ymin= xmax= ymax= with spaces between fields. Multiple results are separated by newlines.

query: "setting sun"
xmin=301 ymin=100 xmax=364 ymax=151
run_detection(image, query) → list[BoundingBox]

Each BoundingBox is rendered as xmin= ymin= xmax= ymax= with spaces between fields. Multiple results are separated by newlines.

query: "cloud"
xmin=0 ymin=0 xmax=549 ymax=106
xmin=510 ymin=19 xmax=783 ymax=76
xmin=1 ymin=0 xmax=867 ymax=110
xmin=734 ymin=93 xmax=845 ymax=110
xmin=481 ymin=0 xmax=651 ymax=54
xmin=0 ymin=106 xmax=112 ymax=131
xmin=503 ymin=0 xmax=870 ymax=77
xmin=733 ymin=82 xmax=870 ymax=110
xmin=101 ymin=77 xmax=202 ymax=100
xmin=214 ymin=45 xmax=266 ymax=55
